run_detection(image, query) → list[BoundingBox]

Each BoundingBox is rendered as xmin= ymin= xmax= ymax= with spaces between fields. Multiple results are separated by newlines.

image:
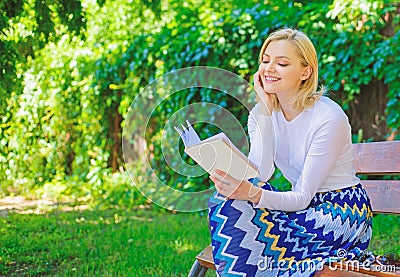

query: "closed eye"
xmin=262 ymin=60 xmax=288 ymax=66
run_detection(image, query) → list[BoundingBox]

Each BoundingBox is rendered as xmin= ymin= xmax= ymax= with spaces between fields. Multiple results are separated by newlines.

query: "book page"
xmin=200 ymin=132 xmax=229 ymax=144
xmin=174 ymin=120 xmax=201 ymax=147
xmin=185 ymin=137 xmax=259 ymax=181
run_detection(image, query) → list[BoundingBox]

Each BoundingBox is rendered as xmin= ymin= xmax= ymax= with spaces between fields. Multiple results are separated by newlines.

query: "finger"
xmin=215 ymin=177 xmax=232 ymax=187
xmin=214 ymin=181 xmax=228 ymax=195
xmin=216 ymin=170 xmax=240 ymax=184
xmin=210 ymin=175 xmax=227 ymax=188
xmin=209 ymin=175 xmax=222 ymax=185
xmin=215 ymin=169 xmax=236 ymax=181
xmin=215 ymin=169 xmax=227 ymax=176
xmin=214 ymin=170 xmax=233 ymax=183
xmin=214 ymin=184 xmax=224 ymax=195
xmin=210 ymin=174 xmax=221 ymax=182
xmin=253 ymin=72 xmax=260 ymax=85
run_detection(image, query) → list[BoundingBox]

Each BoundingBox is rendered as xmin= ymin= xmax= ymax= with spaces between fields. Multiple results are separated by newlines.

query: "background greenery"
xmin=1 ymin=0 xmax=399 ymax=275
xmin=1 ymin=0 xmax=399 ymax=203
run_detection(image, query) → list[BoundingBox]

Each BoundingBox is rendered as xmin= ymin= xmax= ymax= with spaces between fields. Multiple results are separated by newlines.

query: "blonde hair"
xmin=259 ymin=27 xmax=323 ymax=111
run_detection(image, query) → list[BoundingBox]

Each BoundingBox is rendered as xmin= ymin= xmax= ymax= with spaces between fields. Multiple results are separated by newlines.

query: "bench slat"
xmin=354 ymin=141 xmax=400 ymax=175
xmin=361 ymin=180 xmax=400 ymax=214
xmin=196 ymin=245 xmax=216 ymax=270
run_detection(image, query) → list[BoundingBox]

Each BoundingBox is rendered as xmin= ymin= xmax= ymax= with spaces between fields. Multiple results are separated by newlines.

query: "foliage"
xmin=0 ymin=0 xmax=399 ymax=207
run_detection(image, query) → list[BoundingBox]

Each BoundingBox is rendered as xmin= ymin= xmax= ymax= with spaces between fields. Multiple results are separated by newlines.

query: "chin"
xmin=263 ymin=87 xmax=277 ymax=94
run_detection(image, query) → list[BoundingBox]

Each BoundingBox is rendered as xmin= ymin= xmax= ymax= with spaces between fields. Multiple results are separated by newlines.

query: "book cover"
xmin=175 ymin=121 xmax=259 ymax=180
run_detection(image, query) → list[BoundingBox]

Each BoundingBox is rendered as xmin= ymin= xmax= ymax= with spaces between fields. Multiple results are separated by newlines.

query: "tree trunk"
xmin=344 ymin=5 xmax=396 ymax=141
xmin=108 ymin=91 xmax=123 ymax=172
xmin=348 ymin=80 xmax=388 ymax=141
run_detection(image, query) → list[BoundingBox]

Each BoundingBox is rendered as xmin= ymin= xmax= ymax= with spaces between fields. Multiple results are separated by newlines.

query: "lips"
xmin=264 ymin=76 xmax=280 ymax=82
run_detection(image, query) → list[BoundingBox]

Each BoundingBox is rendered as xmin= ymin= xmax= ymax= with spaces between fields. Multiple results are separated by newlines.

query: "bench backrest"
xmin=353 ymin=141 xmax=400 ymax=214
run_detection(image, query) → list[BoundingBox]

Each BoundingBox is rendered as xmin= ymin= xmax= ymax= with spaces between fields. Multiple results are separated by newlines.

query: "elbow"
xmin=295 ymin=194 xmax=313 ymax=211
xmin=284 ymin=191 xmax=313 ymax=212
xmin=295 ymin=201 xmax=311 ymax=212
xmin=282 ymin=202 xmax=310 ymax=212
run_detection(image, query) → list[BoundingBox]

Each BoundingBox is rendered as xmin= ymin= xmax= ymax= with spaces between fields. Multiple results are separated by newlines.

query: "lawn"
xmin=0 ymin=205 xmax=399 ymax=276
xmin=0 ymin=206 xmax=213 ymax=277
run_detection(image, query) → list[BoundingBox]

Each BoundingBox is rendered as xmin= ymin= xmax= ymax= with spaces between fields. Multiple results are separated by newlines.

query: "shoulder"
xmin=311 ymin=96 xmax=348 ymax=121
xmin=308 ymin=96 xmax=350 ymax=132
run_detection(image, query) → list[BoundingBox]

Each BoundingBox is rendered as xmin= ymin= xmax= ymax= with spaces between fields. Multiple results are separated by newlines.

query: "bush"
xmin=1 ymin=0 xmax=399 ymax=209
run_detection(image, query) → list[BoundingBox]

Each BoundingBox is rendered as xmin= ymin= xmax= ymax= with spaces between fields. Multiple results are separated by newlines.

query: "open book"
xmin=175 ymin=120 xmax=260 ymax=180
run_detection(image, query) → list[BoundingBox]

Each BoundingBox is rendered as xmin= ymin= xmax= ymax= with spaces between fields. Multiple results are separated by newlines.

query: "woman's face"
xmin=258 ymin=40 xmax=311 ymax=99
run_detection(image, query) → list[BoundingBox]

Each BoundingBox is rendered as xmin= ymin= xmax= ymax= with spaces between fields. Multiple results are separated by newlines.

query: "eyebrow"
xmin=263 ymin=53 xmax=291 ymax=60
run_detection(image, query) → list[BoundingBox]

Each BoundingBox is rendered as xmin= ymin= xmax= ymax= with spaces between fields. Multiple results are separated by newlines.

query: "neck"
xmin=277 ymin=96 xmax=300 ymax=121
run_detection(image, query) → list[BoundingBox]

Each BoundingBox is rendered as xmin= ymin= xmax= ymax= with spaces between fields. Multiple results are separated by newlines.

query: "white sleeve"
xmin=254 ymin=112 xmax=349 ymax=212
xmin=247 ymin=103 xmax=275 ymax=182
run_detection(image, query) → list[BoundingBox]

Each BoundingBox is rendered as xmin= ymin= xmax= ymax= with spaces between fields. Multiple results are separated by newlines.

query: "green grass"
xmin=369 ymin=214 xmax=400 ymax=256
xmin=0 ymin=207 xmax=399 ymax=277
xmin=0 ymin=207 xmax=212 ymax=277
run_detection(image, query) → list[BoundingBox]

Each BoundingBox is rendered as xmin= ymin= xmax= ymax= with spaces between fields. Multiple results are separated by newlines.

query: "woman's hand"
xmin=253 ymin=71 xmax=274 ymax=115
xmin=209 ymin=169 xmax=262 ymax=203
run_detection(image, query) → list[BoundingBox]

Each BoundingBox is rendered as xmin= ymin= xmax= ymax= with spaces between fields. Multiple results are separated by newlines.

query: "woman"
xmin=208 ymin=28 xmax=372 ymax=276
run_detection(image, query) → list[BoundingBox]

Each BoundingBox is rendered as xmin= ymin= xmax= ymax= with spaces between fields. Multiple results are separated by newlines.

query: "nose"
xmin=265 ymin=61 xmax=276 ymax=73
xmin=260 ymin=61 xmax=275 ymax=74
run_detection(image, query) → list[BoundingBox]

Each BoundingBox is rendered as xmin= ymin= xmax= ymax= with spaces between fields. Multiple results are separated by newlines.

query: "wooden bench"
xmin=188 ymin=141 xmax=400 ymax=277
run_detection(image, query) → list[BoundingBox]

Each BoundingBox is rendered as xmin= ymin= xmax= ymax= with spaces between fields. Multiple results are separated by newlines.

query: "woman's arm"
xmin=247 ymin=103 xmax=275 ymax=182
xmin=211 ymin=109 xmax=350 ymax=211
xmin=255 ymin=112 xmax=349 ymax=211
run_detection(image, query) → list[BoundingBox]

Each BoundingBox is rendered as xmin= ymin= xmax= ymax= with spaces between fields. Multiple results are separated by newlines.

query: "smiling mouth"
xmin=265 ymin=76 xmax=280 ymax=82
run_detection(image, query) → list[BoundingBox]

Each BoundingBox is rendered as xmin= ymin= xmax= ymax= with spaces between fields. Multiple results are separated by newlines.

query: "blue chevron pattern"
xmin=210 ymin=200 xmax=259 ymax=276
xmin=208 ymin=183 xmax=372 ymax=277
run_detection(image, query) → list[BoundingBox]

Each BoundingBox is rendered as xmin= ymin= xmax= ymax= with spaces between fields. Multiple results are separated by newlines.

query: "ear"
xmin=300 ymin=66 xmax=312 ymax=81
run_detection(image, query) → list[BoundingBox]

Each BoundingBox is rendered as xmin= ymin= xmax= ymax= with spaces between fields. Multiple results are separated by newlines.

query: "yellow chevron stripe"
xmin=259 ymin=209 xmax=293 ymax=263
xmin=332 ymin=202 xmax=371 ymax=218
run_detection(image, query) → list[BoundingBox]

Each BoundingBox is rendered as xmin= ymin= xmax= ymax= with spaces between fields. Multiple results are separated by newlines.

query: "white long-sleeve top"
xmin=247 ymin=96 xmax=360 ymax=212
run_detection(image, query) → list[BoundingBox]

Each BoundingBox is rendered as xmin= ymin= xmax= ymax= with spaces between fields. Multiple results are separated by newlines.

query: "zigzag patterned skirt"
xmin=208 ymin=180 xmax=373 ymax=277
